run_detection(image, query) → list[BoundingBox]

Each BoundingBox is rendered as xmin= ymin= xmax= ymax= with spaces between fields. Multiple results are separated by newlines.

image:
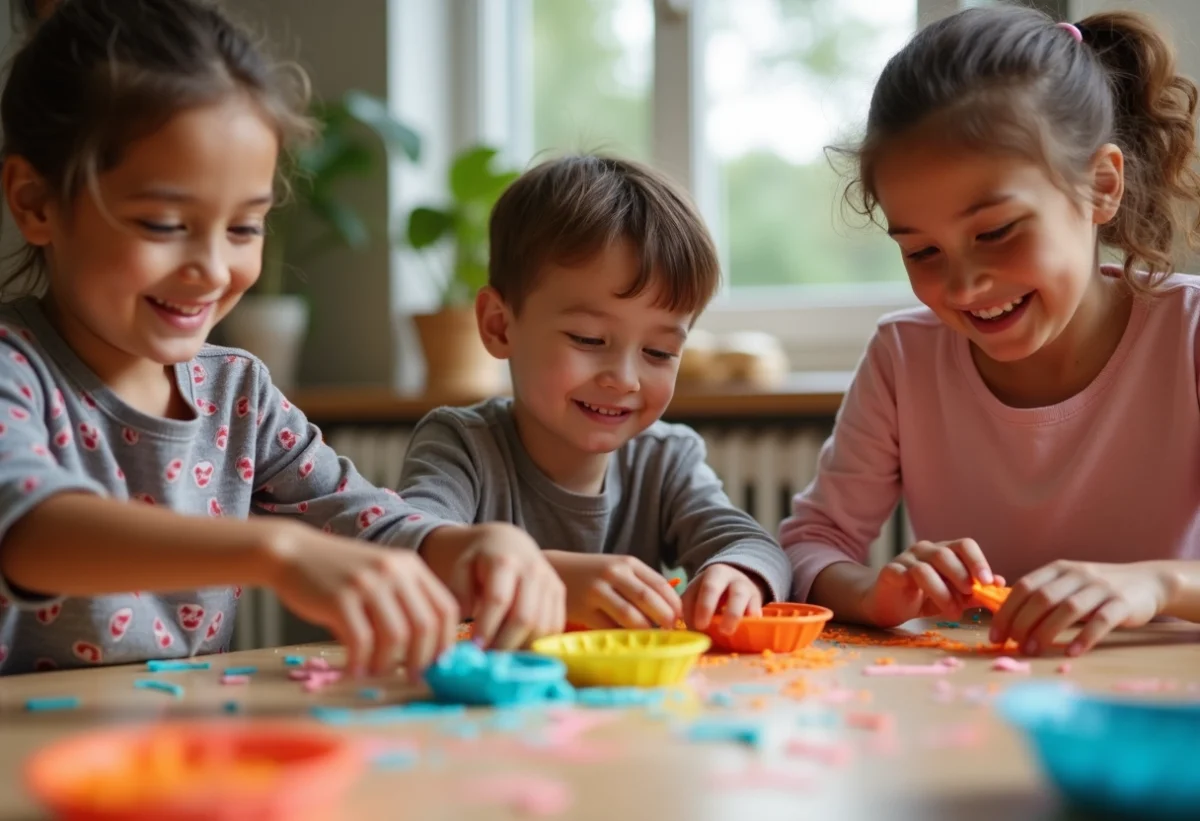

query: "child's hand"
xmin=863 ymin=539 xmax=1002 ymax=628
xmin=682 ymin=563 xmax=768 ymax=634
xmin=265 ymin=524 xmax=460 ymax=680
xmin=989 ymin=560 xmax=1171 ymax=656
xmin=449 ymin=524 xmax=566 ymax=650
xmin=545 ymin=552 xmax=683 ymax=629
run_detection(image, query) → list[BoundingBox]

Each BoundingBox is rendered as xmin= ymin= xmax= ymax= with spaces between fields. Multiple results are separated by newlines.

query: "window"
xmin=705 ymin=0 xmax=914 ymax=289
xmin=494 ymin=0 xmax=937 ymax=368
xmin=526 ymin=0 xmax=653 ymax=163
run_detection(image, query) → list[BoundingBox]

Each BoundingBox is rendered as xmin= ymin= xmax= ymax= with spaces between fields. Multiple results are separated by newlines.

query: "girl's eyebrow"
xmin=128 ymin=187 xmax=274 ymax=207
xmin=887 ymin=193 xmax=1014 ymax=236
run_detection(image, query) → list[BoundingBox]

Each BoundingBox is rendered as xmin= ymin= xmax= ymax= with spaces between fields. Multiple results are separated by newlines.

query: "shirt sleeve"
xmin=780 ymin=328 xmax=903 ymax=601
xmin=661 ymin=429 xmax=792 ymax=603
xmin=0 ymin=340 xmax=106 ymax=608
xmin=250 ymin=365 xmax=443 ymax=547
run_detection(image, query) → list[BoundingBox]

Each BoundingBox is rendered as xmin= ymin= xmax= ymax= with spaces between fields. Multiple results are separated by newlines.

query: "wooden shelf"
xmin=292 ymin=371 xmax=851 ymax=425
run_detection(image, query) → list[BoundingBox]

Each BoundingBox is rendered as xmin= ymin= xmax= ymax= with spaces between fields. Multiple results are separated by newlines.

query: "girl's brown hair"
xmin=840 ymin=5 xmax=1200 ymax=293
xmin=1 ymin=0 xmax=314 ymax=293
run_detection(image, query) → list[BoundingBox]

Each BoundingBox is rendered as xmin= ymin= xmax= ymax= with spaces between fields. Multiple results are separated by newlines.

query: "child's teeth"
xmin=152 ymin=298 xmax=204 ymax=316
xmin=584 ymin=402 xmax=623 ymax=417
xmin=970 ymin=294 xmax=1024 ymax=320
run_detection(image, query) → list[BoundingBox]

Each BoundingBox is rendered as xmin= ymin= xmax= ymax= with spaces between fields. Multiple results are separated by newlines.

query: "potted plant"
xmin=221 ymin=90 xmax=420 ymax=391
xmin=404 ymin=144 xmax=520 ymax=398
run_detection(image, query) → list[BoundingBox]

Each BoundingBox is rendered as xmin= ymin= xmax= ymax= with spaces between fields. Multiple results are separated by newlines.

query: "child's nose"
xmin=598 ymin=353 xmax=640 ymax=392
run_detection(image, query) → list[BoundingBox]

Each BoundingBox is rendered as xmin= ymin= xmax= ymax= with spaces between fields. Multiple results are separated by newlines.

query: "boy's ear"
xmin=3 ymin=156 xmax=56 ymax=247
xmin=1090 ymin=143 xmax=1124 ymax=226
xmin=476 ymin=286 xmax=514 ymax=359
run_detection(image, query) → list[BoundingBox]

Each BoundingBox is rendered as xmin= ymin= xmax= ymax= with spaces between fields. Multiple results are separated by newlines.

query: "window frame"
xmin=454 ymin=0 xmax=973 ymax=371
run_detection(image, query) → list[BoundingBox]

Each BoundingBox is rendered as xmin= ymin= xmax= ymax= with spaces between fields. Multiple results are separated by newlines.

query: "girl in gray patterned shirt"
xmin=0 ymin=0 xmax=563 ymax=676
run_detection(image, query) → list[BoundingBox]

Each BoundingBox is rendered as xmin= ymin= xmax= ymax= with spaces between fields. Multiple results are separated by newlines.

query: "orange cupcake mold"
xmin=705 ymin=602 xmax=833 ymax=653
xmin=25 ymin=721 xmax=362 ymax=820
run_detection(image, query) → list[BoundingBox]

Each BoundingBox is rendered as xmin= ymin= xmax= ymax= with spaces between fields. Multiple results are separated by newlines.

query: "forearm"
xmin=416 ymin=524 xmax=477 ymax=588
xmin=1155 ymin=560 xmax=1200 ymax=622
xmin=808 ymin=560 xmax=879 ymax=625
xmin=1 ymin=493 xmax=286 ymax=597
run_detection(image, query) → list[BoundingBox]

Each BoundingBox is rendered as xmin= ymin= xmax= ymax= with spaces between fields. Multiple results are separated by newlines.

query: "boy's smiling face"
xmin=478 ymin=239 xmax=693 ymax=488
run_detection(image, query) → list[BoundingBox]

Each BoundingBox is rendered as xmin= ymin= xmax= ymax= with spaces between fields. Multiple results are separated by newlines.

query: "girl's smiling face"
xmin=9 ymin=95 xmax=278 ymax=381
xmin=873 ymin=131 xmax=1123 ymax=367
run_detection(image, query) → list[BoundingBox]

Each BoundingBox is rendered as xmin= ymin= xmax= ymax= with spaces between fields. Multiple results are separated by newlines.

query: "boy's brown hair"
xmin=488 ymin=155 xmax=720 ymax=316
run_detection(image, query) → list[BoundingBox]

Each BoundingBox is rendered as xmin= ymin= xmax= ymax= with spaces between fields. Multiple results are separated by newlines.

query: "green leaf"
xmin=309 ymin=143 xmax=374 ymax=193
xmin=407 ymin=207 xmax=455 ymax=249
xmin=342 ymin=90 xmax=422 ymax=162
xmin=449 ymin=146 xmax=506 ymax=202
xmin=308 ymin=195 xmax=369 ymax=251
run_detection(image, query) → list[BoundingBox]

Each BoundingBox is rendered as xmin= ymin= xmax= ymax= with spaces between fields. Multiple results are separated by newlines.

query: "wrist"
xmin=252 ymin=519 xmax=304 ymax=587
xmin=1149 ymin=560 xmax=1186 ymax=614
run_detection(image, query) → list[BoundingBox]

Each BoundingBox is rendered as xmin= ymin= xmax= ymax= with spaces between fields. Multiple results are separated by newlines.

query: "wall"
xmin=232 ymin=1 xmax=399 ymax=388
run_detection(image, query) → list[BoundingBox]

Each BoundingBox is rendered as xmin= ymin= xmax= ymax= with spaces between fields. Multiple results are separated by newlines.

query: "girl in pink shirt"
xmin=784 ymin=6 xmax=1200 ymax=656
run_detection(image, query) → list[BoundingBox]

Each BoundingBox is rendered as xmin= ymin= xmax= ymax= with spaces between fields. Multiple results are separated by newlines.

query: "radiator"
xmin=323 ymin=423 xmax=897 ymax=569
xmin=235 ymin=423 xmax=901 ymax=650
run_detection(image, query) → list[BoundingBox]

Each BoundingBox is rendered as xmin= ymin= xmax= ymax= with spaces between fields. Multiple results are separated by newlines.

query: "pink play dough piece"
xmin=219 ymin=674 xmax=250 ymax=685
xmin=991 ymin=656 xmax=1031 ymax=673
xmin=863 ymin=662 xmax=958 ymax=676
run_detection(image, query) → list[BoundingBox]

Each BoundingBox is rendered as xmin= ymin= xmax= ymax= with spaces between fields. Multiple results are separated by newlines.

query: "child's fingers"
xmin=633 ymin=564 xmax=684 ymax=618
xmin=539 ymin=577 xmax=567 ymax=637
xmin=686 ymin=575 xmax=725 ymax=631
xmin=918 ymin=543 xmax=974 ymax=597
xmin=717 ymin=582 xmax=753 ymax=635
xmin=394 ymin=578 xmax=438 ymax=680
xmin=490 ymin=589 xmax=534 ymax=650
xmin=471 ymin=559 xmax=519 ymax=647
xmin=990 ymin=563 xmax=1063 ymax=643
xmin=335 ymin=593 xmax=373 ymax=678
xmin=1027 ymin=584 xmax=1110 ymax=655
xmin=948 ymin=538 xmax=994 ymax=587
xmin=1068 ymin=597 xmax=1128 ymax=655
xmin=420 ymin=574 xmax=460 ymax=660
xmin=594 ymin=582 xmax=653 ymax=629
xmin=626 ymin=565 xmax=683 ymax=627
xmin=901 ymin=559 xmax=957 ymax=614
xmin=362 ymin=579 xmax=410 ymax=676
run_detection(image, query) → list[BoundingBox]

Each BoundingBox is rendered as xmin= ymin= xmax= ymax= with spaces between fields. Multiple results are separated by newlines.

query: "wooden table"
xmin=1 ymin=619 xmax=1197 ymax=820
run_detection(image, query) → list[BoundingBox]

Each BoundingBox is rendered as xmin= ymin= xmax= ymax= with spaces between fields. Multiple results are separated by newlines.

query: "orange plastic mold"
xmin=25 ymin=721 xmax=363 ymax=821
xmin=705 ymin=602 xmax=833 ymax=653
xmin=971 ymin=580 xmax=1012 ymax=612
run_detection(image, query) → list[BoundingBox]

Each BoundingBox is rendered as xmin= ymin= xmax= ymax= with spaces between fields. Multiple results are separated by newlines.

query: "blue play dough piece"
xmin=706 ymin=692 xmax=735 ymax=708
xmin=283 ymin=655 xmax=305 ymax=666
xmin=25 ymin=696 xmax=80 ymax=712
xmin=935 ymin=621 xmax=961 ymax=629
xmin=686 ymin=719 xmax=767 ymax=748
xmin=575 ymin=687 xmax=669 ymax=708
xmin=134 ymin=679 xmax=183 ymax=698
xmin=424 ymin=641 xmax=575 ymax=707
xmin=999 ymin=683 xmax=1200 ymax=820
xmin=146 ymin=660 xmax=210 ymax=672
xmin=310 ymin=702 xmax=466 ymax=726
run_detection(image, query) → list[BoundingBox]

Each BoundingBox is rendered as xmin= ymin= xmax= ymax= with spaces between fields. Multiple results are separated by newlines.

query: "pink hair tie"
xmin=1056 ymin=21 xmax=1083 ymax=43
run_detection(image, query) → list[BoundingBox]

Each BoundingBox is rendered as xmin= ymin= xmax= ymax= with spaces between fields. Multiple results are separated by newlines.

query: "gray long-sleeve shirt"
xmin=383 ymin=399 xmax=792 ymax=601
xmin=0 ymin=297 xmax=421 ymax=675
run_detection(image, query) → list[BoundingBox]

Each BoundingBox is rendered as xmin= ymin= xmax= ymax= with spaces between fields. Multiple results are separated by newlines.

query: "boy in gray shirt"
xmin=387 ymin=156 xmax=792 ymax=643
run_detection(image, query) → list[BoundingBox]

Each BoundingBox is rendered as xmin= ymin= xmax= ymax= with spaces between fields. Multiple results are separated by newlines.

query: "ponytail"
xmin=1080 ymin=13 xmax=1200 ymax=288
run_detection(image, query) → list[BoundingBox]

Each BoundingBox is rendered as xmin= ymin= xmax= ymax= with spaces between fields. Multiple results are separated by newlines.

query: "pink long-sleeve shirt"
xmin=783 ymin=274 xmax=1200 ymax=601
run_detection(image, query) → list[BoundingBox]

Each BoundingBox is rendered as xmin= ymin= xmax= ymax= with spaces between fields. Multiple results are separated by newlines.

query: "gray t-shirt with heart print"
xmin=0 ymin=297 xmax=421 ymax=675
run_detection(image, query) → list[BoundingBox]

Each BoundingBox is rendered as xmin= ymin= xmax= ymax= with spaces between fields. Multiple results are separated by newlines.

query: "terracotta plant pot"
xmin=412 ymin=306 xmax=504 ymax=399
